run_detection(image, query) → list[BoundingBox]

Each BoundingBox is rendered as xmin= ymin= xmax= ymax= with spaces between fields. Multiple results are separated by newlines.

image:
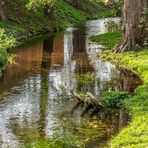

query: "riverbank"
xmin=0 ymin=0 xmax=115 ymax=68
xmin=91 ymin=32 xmax=148 ymax=147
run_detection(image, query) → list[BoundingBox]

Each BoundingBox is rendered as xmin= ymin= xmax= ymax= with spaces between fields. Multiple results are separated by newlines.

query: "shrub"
xmin=101 ymin=91 xmax=130 ymax=107
xmin=0 ymin=29 xmax=16 ymax=66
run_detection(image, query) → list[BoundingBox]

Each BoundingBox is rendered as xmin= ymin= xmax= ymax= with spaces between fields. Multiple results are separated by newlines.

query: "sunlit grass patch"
xmin=90 ymin=32 xmax=121 ymax=49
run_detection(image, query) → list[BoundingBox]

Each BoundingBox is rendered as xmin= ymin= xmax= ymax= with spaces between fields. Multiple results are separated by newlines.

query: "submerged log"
xmin=70 ymin=91 xmax=103 ymax=109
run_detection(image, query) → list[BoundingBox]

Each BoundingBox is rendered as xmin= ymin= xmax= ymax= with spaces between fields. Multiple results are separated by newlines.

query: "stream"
xmin=0 ymin=18 xmax=142 ymax=147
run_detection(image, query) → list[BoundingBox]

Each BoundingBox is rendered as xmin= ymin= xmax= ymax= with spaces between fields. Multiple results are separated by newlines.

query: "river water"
xmin=0 ymin=18 xmax=142 ymax=147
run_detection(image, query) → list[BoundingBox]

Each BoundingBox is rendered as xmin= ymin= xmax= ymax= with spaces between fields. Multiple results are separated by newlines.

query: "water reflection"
xmin=0 ymin=18 xmax=142 ymax=147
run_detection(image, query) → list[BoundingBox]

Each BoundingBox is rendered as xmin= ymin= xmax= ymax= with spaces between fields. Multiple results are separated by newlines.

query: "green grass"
xmin=111 ymin=83 xmax=148 ymax=148
xmin=91 ymin=32 xmax=148 ymax=147
xmin=101 ymin=50 xmax=148 ymax=82
xmin=92 ymin=10 xmax=116 ymax=19
xmin=55 ymin=0 xmax=87 ymax=31
xmin=79 ymin=0 xmax=116 ymax=19
xmin=90 ymin=32 xmax=121 ymax=49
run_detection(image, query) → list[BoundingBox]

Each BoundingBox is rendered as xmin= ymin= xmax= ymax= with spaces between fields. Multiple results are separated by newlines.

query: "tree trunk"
xmin=44 ymin=4 xmax=56 ymax=19
xmin=114 ymin=0 xmax=148 ymax=53
xmin=0 ymin=0 xmax=7 ymax=22
xmin=69 ymin=0 xmax=82 ymax=9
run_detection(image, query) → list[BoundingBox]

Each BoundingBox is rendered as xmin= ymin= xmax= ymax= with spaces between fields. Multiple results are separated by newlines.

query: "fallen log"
xmin=70 ymin=91 xmax=104 ymax=109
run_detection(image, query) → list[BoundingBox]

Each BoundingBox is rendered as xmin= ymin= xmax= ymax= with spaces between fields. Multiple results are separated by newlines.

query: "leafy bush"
xmin=0 ymin=29 xmax=16 ymax=50
xmin=101 ymin=91 xmax=129 ymax=107
xmin=135 ymin=83 xmax=148 ymax=95
xmin=26 ymin=0 xmax=54 ymax=10
xmin=0 ymin=29 xmax=16 ymax=66
xmin=114 ymin=0 xmax=122 ymax=16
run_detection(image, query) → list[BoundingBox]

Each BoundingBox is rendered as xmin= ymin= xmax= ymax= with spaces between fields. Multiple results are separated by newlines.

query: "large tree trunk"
xmin=114 ymin=0 xmax=148 ymax=53
xmin=0 ymin=0 xmax=7 ymax=22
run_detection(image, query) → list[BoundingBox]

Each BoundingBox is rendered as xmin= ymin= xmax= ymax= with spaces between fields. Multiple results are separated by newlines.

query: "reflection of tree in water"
xmin=118 ymin=68 xmax=142 ymax=93
xmin=0 ymin=42 xmax=43 ymax=94
xmin=38 ymin=75 xmax=48 ymax=137
xmin=8 ymin=78 xmax=42 ymax=144
xmin=72 ymin=26 xmax=95 ymax=93
xmin=72 ymin=26 xmax=94 ymax=73
xmin=42 ymin=34 xmax=64 ymax=70
xmin=38 ymin=37 xmax=55 ymax=137
xmin=97 ymin=108 xmax=129 ymax=133
xmin=41 ymin=36 xmax=54 ymax=69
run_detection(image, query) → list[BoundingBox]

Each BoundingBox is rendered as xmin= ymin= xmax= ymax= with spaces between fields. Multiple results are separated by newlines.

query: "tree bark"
xmin=114 ymin=0 xmax=148 ymax=53
xmin=0 ymin=0 xmax=7 ymax=22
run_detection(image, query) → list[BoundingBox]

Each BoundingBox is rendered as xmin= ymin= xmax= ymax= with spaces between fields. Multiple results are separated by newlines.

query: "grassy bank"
xmin=91 ymin=32 xmax=148 ymax=147
xmin=90 ymin=32 xmax=121 ymax=49
xmin=102 ymin=50 xmax=148 ymax=148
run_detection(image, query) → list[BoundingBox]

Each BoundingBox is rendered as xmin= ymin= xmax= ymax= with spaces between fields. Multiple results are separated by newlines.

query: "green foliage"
xmin=90 ymin=32 xmax=121 ymax=49
xmin=135 ymin=83 xmax=148 ymax=95
xmin=0 ymin=29 xmax=16 ymax=50
xmin=55 ymin=0 xmax=87 ymax=30
xmin=100 ymin=50 xmax=148 ymax=82
xmin=92 ymin=11 xmax=116 ymax=19
xmin=0 ymin=29 xmax=16 ymax=66
xmin=113 ymin=0 xmax=122 ymax=16
xmin=101 ymin=91 xmax=129 ymax=107
xmin=77 ymin=0 xmax=116 ymax=19
xmin=0 ymin=50 xmax=8 ymax=66
xmin=111 ymin=84 xmax=148 ymax=148
xmin=26 ymin=0 xmax=54 ymax=10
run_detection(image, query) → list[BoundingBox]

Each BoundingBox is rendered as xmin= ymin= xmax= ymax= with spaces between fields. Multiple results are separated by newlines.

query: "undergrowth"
xmin=0 ymin=29 xmax=16 ymax=66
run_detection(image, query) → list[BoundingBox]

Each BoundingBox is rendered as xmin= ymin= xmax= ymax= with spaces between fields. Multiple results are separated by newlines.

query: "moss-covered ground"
xmin=90 ymin=32 xmax=148 ymax=147
xmin=90 ymin=32 xmax=121 ymax=49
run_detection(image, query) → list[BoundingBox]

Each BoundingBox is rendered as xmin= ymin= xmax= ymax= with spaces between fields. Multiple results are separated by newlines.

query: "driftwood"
xmin=70 ymin=91 xmax=103 ymax=109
